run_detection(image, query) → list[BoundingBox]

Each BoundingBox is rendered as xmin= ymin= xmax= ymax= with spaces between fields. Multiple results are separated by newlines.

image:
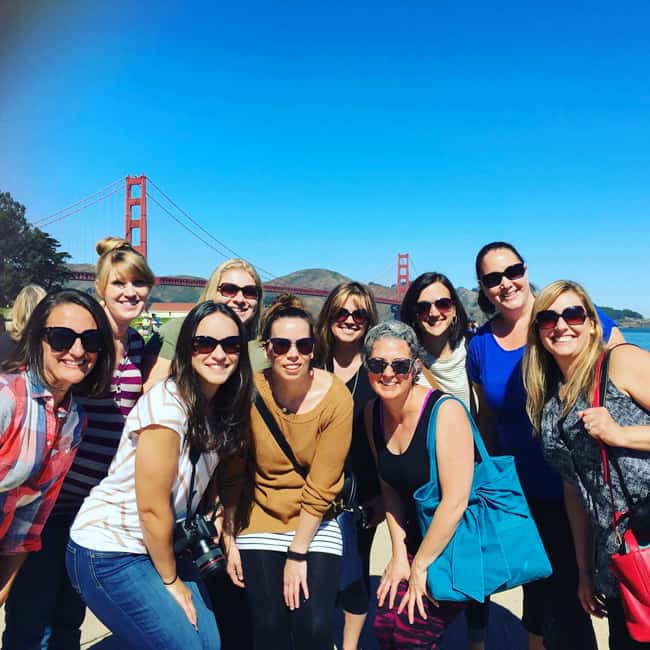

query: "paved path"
xmin=0 ymin=522 xmax=608 ymax=648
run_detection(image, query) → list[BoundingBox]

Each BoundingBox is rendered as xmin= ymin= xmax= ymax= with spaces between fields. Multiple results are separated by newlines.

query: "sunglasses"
xmin=366 ymin=357 xmax=414 ymax=376
xmin=267 ymin=337 xmax=315 ymax=355
xmin=481 ymin=262 xmax=526 ymax=289
xmin=416 ymin=298 xmax=454 ymax=318
xmin=217 ymin=283 xmax=259 ymax=301
xmin=535 ymin=305 xmax=588 ymax=330
xmin=192 ymin=335 xmax=241 ymax=355
xmin=332 ymin=308 xmax=369 ymax=326
xmin=43 ymin=327 xmax=103 ymax=353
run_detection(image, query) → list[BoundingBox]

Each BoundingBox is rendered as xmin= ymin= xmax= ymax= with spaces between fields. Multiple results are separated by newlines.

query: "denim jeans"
xmin=2 ymin=510 xmax=85 ymax=650
xmin=65 ymin=539 xmax=220 ymax=649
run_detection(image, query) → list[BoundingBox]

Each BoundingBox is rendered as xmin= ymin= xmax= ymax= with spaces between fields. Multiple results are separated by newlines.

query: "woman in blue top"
xmin=466 ymin=241 xmax=623 ymax=650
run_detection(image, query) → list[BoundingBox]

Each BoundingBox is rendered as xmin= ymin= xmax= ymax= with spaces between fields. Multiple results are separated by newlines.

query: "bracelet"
xmin=286 ymin=549 xmax=308 ymax=562
xmin=162 ymin=574 xmax=178 ymax=586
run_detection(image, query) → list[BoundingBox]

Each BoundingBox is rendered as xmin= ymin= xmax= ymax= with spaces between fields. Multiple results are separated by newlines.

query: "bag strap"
xmin=424 ymin=393 xmax=488 ymax=488
xmin=254 ymin=393 xmax=308 ymax=480
xmin=420 ymin=365 xmax=441 ymax=391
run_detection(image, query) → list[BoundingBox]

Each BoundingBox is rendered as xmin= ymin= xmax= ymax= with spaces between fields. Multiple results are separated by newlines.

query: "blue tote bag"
xmin=413 ymin=396 xmax=551 ymax=603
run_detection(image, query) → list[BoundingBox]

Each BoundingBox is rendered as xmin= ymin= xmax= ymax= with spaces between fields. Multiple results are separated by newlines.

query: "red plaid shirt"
xmin=0 ymin=370 xmax=86 ymax=554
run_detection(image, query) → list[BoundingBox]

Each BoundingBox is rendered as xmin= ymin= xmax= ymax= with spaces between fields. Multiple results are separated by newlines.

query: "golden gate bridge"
xmin=31 ymin=175 xmax=412 ymax=306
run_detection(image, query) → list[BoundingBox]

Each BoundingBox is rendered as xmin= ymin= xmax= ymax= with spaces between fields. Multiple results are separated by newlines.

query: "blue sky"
xmin=1 ymin=1 xmax=649 ymax=314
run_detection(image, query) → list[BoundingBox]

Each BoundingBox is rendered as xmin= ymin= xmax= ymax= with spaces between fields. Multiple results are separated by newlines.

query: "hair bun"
xmin=96 ymin=237 xmax=134 ymax=257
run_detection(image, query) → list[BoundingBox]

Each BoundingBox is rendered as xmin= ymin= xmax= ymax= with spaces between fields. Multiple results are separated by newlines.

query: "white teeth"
xmin=62 ymin=360 xmax=85 ymax=366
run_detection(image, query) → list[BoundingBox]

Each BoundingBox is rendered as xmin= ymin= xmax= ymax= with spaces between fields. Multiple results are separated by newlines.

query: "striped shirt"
xmin=236 ymin=518 xmax=342 ymax=556
xmin=55 ymin=328 xmax=144 ymax=514
xmin=70 ymin=379 xmax=219 ymax=554
xmin=0 ymin=370 xmax=85 ymax=554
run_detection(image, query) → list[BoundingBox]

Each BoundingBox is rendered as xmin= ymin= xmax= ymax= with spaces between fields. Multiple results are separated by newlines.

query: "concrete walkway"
xmin=0 ymin=522 xmax=608 ymax=649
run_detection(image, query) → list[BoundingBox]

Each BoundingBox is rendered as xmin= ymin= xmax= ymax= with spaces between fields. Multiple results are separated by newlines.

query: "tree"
xmin=0 ymin=192 xmax=71 ymax=307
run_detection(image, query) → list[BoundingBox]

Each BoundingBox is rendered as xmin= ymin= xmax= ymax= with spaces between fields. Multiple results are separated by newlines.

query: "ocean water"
xmin=620 ymin=328 xmax=650 ymax=352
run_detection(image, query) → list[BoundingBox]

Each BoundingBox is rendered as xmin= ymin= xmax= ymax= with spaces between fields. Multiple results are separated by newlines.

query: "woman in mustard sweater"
xmin=222 ymin=294 xmax=352 ymax=650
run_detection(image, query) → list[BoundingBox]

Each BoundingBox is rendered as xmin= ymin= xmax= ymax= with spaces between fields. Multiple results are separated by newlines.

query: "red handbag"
xmin=594 ymin=351 xmax=650 ymax=642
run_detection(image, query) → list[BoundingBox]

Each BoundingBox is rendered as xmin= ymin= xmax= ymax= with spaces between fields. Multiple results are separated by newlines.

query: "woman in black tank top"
xmin=362 ymin=321 xmax=475 ymax=650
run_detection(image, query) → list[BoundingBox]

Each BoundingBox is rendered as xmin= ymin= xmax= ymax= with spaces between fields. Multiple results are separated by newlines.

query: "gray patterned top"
xmin=541 ymin=378 xmax=650 ymax=596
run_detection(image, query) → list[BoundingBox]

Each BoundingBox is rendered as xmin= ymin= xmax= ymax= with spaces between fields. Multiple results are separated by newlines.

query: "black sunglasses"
xmin=217 ymin=283 xmax=259 ymax=301
xmin=43 ymin=327 xmax=104 ymax=354
xmin=332 ymin=308 xmax=369 ymax=326
xmin=536 ymin=306 xmax=588 ymax=330
xmin=366 ymin=357 xmax=414 ymax=376
xmin=267 ymin=337 xmax=315 ymax=355
xmin=416 ymin=298 xmax=454 ymax=318
xmin=481 ymin=262 xmax=526 ymax=289
xmin=192 ymin=335 xmax=241 ymax=355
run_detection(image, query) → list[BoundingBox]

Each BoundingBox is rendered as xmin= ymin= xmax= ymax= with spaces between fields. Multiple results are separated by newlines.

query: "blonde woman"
xmin=3 ymin=238 xmax=155 ymax=649
xmin=144 ymin=258 xmax=266 ymax=390
xmin=0 ymin=284 xmax=46 ymax=363
xmin=524 ymin=280 xmax=650 ymax=650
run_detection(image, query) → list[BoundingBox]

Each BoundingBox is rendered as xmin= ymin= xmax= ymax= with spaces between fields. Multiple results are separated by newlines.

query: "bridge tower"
xmin=125 ymin=175 xmax=147 ymax=258
xmin=396 ymin=253 xmax=409 ymax=303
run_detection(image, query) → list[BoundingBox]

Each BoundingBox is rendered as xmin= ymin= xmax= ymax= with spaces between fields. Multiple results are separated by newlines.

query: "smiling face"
xmin=266 ymin=316 xmax=313 ymax=382
xmin=330 ymin=296 xmax=368 ymax=347
xmin=479 ymin=248 xmax=530 ymax=315
xmin=42 ymin=303 xmax=99 ymax=394
xmin=416 ymin=281 xmax=456 ymax=340
xmin=366 ymin=337 xmax=416 ymax=402
xmin=537 ymin=290 xmax=595 ymax=363
xmin=191 ymin=311 xmax=240 ymax=398
xmin=215 ymin=268 xmax=259 ymax=325
xmin=100 ymin=268 xmax=151 ymax=327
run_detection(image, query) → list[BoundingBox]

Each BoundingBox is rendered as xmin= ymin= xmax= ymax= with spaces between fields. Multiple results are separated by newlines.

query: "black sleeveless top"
xmin=372 ymin=390 xmax=442 ymax=554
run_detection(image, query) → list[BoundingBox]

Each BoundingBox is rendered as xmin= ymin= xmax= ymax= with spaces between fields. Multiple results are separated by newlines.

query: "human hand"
xmin=283 ymin=557 xmax=309 ymax=610
xmin=578 ymin=407 xmax=623 ymax=446
xmin=397 ymin=556 xmax=438 ymax=623
xmin=165 ymin=578 xmax=198 ymax=630
xmin=224 ymin=538 xmax=245 ymax=588
xmin=576 ymin=568 xmax=607 ymax=618
xmin=377 ymin=554 xmax=410 ymax=610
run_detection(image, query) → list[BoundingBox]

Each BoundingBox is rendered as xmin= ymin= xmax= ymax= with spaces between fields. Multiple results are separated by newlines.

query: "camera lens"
xmin=193 ymin=539 xmax=226 ymax=580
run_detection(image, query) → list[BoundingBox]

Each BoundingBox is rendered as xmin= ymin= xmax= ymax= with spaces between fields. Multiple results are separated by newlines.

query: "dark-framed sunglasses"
xmin=217 ymin=283 xmax=259 ymax=300
xmin=415 ymin=298 xmax=454 ymax=318
xmin=535 ymin=306 xmax=588 ymax=330
xmin=332 ymin=308 xmax=369 ymax=326
xmin=481 ymin=262 xmax=526 ymax=289
xmin=366 ymin=357 xmax=414 ymax=376
xmin=43 ymin=327 xmax=104 ymax=354
xmin=192 ymin=335 xmax=241 ymax=355
xmin=267 ymin=337 xmax=315 ymax=356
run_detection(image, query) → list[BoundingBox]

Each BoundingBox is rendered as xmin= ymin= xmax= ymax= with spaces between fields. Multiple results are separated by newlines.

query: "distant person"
xmin=467 ymin=241 xmax=623 ymax=650
xmin=314 ymin=281 xmax=381 ymax=650
xmin=0 ymin=289 xmax=114 ymax=607
xmin=400 ymin=273 xmax=486 ymax=649
xmin=144 ymin=258 xmax=267 ymax=390
xmin=524 ymin=280 xmax=650 ymax=650
xmin=66 ymin=301 xmax=252 ymax=649
xmin=222 ymin=294 xmax=352 ymax=650
xmin=2 ymin=238 xmax=155 ymax=649
xmin=363 ymin=321 xmax=473 ymax=649
xmin=0 ymin=284 xmax=46 ymax=363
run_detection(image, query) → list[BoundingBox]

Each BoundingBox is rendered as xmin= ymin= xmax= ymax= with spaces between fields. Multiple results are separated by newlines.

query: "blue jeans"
xmin=2 ymin=510 xmax=85 ymax=650
xmin=65 ymin=539 xmax=220 ymax=649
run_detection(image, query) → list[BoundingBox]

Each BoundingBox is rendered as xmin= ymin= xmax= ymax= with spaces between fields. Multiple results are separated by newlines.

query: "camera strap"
xmin=184 ymin=445 xmax=202 ymax=527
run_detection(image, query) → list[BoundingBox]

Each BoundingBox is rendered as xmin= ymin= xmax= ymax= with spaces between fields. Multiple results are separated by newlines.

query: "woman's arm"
xmin=135 ymin=425 xmax=197 ymax=629
xmin=563 ymin=481 xmax=606 ymax=618
xmin=578 ymin=345 xmax=650 ymax=451
xmin=0 ymin=553 xmax=27 ymax=606
xmin=398 ymin=398 xmax=474 ymax=623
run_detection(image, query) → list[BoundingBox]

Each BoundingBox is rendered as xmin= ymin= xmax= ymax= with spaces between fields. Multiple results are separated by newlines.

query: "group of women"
xmin=0 ymin=238 xmax=648 ymax=650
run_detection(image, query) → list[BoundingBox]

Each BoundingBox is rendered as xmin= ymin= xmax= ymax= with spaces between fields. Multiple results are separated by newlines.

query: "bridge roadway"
xmin=70 ymin=271 xmax=401 ymax=305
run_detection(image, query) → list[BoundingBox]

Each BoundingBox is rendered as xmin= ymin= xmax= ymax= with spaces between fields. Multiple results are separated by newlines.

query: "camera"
xmin=173 ymin=513 xmax=226 ymax=580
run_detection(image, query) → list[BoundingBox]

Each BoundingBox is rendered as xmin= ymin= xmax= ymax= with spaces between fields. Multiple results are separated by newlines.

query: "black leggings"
xmin=240 ymin=549 xmax=341 ymax=650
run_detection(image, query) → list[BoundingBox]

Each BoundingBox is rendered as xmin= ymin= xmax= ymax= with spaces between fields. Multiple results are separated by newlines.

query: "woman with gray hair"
xmin=363 ymin=321 xmax=475 ymax=649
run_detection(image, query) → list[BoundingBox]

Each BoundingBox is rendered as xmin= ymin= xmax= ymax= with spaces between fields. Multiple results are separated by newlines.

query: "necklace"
xmin=349 ymin=368 xmax=360 ymax=399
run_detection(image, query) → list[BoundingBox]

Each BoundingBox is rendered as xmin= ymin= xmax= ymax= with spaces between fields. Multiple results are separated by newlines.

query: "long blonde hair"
xmin=524 ymin=280 xmax=604 ymax=432
xmin=95 ymin=237 xmax=155 ymax=300
xmin=9 ymin=284 xmax=47 ymax=341
xmin=200 ymin=258 xmax=263 ymax=338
